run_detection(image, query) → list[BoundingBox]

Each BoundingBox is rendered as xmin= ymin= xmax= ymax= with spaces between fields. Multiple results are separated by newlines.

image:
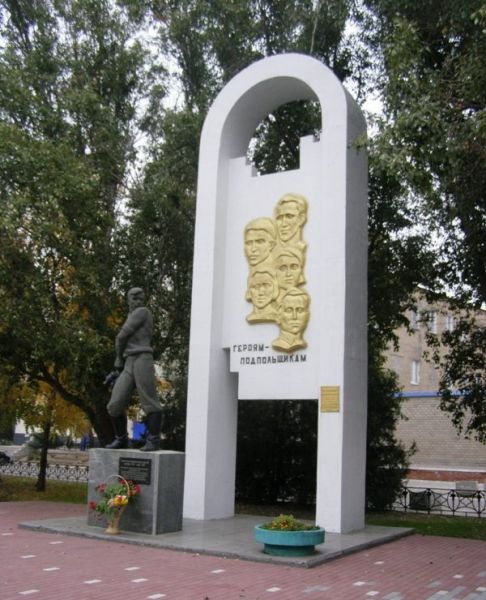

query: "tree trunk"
xmin=92 ymin=408 xmax=114 ymax=447
xmin=35 ymin=419 xmax=51 ymax=492
xmin=0 ymin=421 xmax=14 ymax=442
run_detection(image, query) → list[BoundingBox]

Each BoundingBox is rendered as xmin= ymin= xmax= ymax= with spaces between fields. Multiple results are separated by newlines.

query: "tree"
xmin=0 ymin=0 xmax=166 ymax=445
xmin=366 ymin=349 xmax=414 ymax=510
xmin=8 ymin=378 xmax=89 ymax=490
xmin=364 ymin=0 xmax=486 ymax=440
xmin=428 ymin=313 xmax=486 ymax=443
xmin=365 ymin=145 xmax=436 ymax=508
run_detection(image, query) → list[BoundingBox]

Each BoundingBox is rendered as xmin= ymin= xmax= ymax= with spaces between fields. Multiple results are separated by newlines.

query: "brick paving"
xmin=1 ymin=502 xmax=486 ymax=600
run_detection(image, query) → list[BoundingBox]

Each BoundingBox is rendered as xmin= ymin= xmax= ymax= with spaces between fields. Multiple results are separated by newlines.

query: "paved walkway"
xmin=1 ymin=502 xmax=486 ymax=600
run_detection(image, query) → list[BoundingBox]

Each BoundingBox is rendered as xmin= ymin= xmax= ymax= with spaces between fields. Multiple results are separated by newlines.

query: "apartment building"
xmin=387 ymin=294 xmax=486 ymax=484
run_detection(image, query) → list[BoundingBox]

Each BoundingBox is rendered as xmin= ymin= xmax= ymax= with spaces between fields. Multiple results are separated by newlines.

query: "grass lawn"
xmin=366 ymin=511 xmax=486 ymax=541
xmin=1 ymin=478 xmax=484 ymax=541
xmin=0 ymin=476 xmax=87 ymax=504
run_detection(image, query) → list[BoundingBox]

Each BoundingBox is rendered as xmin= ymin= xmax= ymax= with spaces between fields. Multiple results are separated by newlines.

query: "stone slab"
xmin=19 ymin=513 xmax=414 ymax=569
xmin=87 ymin=448 xmax=184 ymax=535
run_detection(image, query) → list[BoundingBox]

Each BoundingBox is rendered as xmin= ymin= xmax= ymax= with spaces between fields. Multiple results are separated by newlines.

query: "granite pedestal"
xmin=87 ymin=449 xmax=184 ymax=535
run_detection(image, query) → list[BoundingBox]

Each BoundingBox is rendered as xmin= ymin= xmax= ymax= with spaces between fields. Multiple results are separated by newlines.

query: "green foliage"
xmin=367 ymin=143 xmax=438 ymax=347
xmin=431 ymin=316 xmax=486 ymax=443
xmin=261 ymin=514 xmax=318 ymax=531
xmin=150 ymin=0 xmax=357 ymax=110
xmin=114 ymin=110 xmax=199 ymax=367
xmin=366 ymin=350 xmax=413 ymax=510
xmin=365 ymin=132 xmax=433 ymax=508
xmin=251 ymin=100 xmax=321 ymax=175
xmin=0 ymin=0 xmax=166 ymax=445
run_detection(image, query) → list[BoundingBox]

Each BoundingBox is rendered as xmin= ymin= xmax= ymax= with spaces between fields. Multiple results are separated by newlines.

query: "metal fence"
xmin=394 ymin=485 xmax=485 ymax=518
xmin=2 ymin=462 xmax=485 ymax=518
xmin=0 ymin=461 xmax=88 ymax=482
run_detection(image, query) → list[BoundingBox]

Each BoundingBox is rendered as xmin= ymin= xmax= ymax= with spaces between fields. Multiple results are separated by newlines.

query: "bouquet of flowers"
xmin=89 ymin=475 xmax=140 ymax=534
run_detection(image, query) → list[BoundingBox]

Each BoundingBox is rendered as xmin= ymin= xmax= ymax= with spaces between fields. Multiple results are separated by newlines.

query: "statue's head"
xmin=127 ymin=287 xmax=145 ymax=312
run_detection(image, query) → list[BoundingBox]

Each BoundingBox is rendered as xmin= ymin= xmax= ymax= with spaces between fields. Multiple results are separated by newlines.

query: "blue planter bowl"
xmin=254 ymin=525 xmax=325 ymax=556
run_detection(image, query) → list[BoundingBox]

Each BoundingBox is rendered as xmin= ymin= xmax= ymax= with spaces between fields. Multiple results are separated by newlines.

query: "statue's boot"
xmin=105 ymin=414 xmax=128 ymax=449
xmin=140 ymin=411 xmax=162 ymax=452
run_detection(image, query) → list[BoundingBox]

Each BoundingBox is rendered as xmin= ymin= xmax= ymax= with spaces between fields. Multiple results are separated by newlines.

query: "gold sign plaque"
xmin=320 ymin=386 xmax=340 ymax=413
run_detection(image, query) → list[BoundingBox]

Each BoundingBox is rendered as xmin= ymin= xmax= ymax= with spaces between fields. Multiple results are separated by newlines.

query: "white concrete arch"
xmin=183 ymin=54 xmax=367 ymax=533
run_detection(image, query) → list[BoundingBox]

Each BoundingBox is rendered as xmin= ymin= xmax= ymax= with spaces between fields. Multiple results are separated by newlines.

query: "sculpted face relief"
xmin=275 ymin=193 xmax=308 ymax=249
xmin=275 ymin=250 xmax=303 ymax=290
xmin=280 ymin=292 xmax=309 ymax=334
xmin=244 ymin=193 xmax=310 ymax=352
xmin=244 ymin=217 xmax=277 ymax=267
xmin=245 ymin=267 xmax=279 ymax=324
xmin=245 ymin=229 xmax=273 ymax=265
xmin=276 ymin=201 xmax=300 ymax=241
xmin=249 ymin=271 xmax=278 ymax=309
xmin=272 ymin=288 xmax=310 ymax=352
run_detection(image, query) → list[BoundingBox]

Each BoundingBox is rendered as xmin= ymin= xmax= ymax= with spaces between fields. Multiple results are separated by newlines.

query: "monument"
xmin=183 ymin=53 xmax=367 ymax=534
xmin=104 ymin=287 xmax=163 ymax=452
xmin=87 ymin=287 xmax=184 ymax=535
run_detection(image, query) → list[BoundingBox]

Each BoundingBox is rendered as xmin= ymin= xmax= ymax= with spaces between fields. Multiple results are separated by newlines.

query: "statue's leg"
xmin=140 ymin=412 xmax=162 ymax=452
xmin=105 ymin=366 xmax=134 ymax=449
xmin=134 ymin=354 xmax=162 ymax=452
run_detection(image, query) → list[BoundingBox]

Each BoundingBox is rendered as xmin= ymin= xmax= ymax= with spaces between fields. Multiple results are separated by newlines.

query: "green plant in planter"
xmin=255 ymin=514 xmax=325 ymax=556
xmin=261 ymin=514 xmax=319 ymax=531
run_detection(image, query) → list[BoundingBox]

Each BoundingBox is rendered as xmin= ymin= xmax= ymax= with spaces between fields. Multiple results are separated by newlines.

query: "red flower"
xmin=88 ymin=501 xmax=97 ymax=510
xmin=126 ymin=481 xmax=141 ymax=496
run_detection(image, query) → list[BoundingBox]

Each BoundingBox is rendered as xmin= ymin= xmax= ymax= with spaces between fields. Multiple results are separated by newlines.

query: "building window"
xmin=411 ymin=310 xmax=419 ymax=330
xmin=411 ymin=360 xmax=420 ymax=385
xmin=445 ymin=314 xmax=455 ymax=332
xmin=427 ymin=310 xmax=437 ymax=334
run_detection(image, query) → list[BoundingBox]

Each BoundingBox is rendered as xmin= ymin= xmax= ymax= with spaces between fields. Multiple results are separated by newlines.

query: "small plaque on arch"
xmin=320 ymin=386 xmax=340 ymax=413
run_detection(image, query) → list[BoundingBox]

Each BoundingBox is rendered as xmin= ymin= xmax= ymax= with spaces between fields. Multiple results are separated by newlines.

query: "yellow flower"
xmin=108 ymin=494 xmax=129 ymax=507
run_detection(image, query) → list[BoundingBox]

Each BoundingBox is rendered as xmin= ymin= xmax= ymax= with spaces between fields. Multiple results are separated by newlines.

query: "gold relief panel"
xmin=244 ymin=193 xmax=310 ymax=353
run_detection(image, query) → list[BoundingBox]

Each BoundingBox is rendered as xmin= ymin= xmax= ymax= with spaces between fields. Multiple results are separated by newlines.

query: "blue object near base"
xmin=263 ymin=542 xmax=317 ymax=556
xmin=255 ymin=525 xmax=325 ymax=557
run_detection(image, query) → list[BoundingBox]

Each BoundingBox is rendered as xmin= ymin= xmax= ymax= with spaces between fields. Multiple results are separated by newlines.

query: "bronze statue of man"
xmin=105 ymin=288 xmax=162 ymax=452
